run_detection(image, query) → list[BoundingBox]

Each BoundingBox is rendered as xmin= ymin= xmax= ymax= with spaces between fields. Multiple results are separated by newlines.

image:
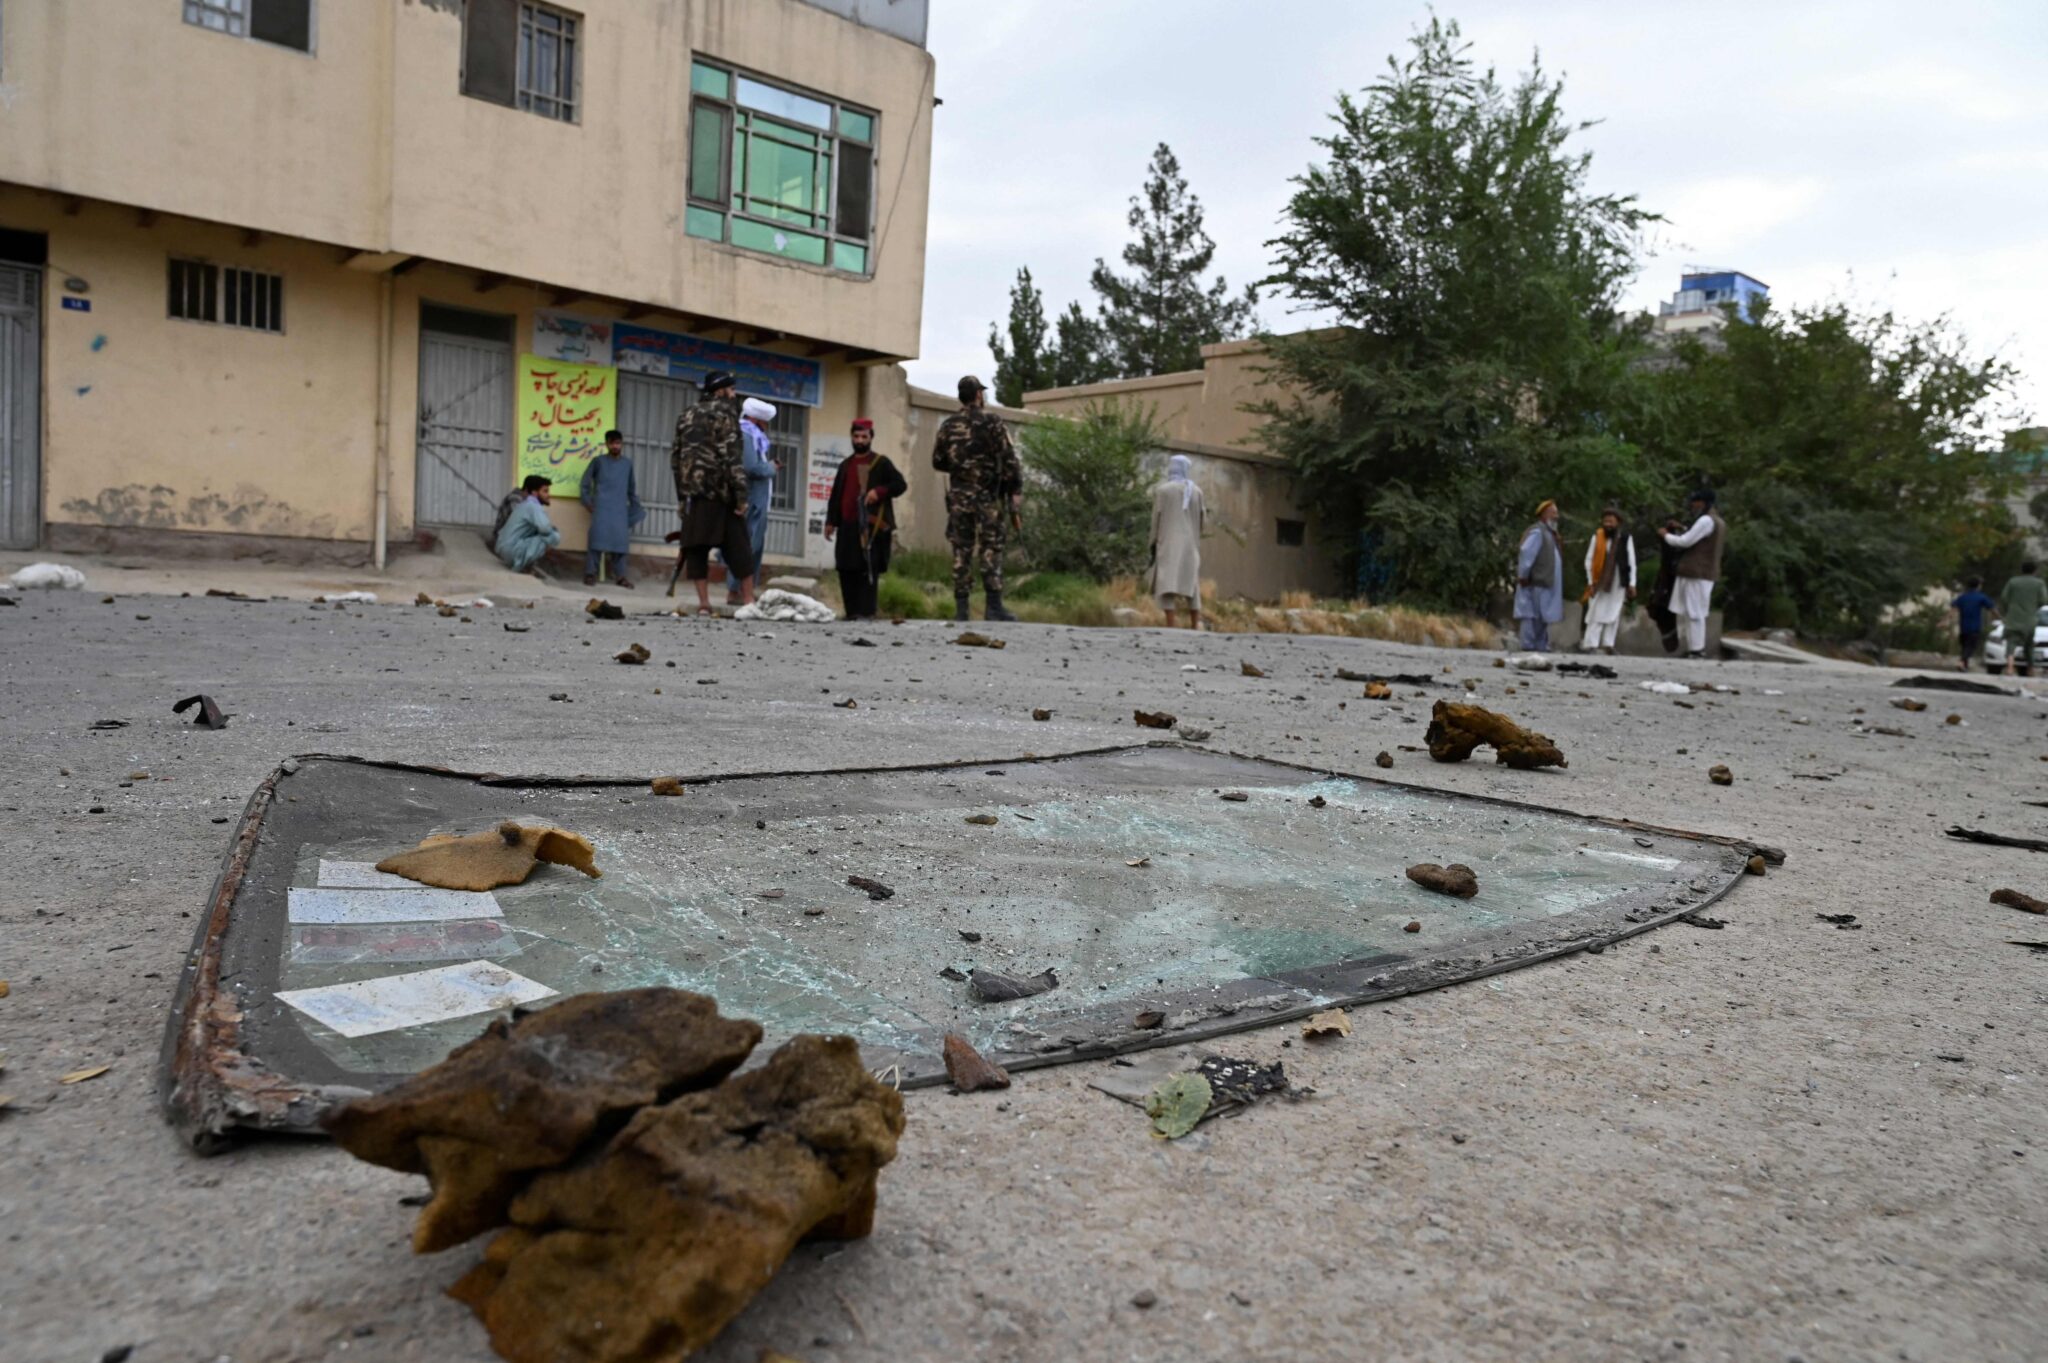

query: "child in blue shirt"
xmin=1951 ymin=576 xmax=1999 ymax=672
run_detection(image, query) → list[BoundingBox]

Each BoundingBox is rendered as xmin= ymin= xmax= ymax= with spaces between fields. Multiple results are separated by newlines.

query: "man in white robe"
xmin=1149 ymin=454 xmax=1205 ymax=628
xmin=1580 ymin=506 xmax=1636 ymax=654
xmin=1660 ymin=490 xmax=1725 ymax=660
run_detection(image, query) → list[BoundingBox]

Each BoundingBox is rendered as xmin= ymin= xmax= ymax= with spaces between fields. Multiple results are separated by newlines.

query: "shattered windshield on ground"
xmin=163 ymin=744 xmax=1759 ymax=1144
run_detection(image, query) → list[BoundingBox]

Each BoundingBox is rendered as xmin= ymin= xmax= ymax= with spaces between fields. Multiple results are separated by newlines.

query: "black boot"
xmin=954 ymin=593 xmax=971 ymax=622
xmin=984 ymin=589 xmax=1017 ymax=623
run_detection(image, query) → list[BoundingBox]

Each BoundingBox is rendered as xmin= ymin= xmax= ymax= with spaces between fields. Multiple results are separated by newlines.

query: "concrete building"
xmin=1653 ymin=267 xmax=1769 ymax=336
xmin=0 ymin=0 xmax=933 ymax=575
xmin=1015 ymin=339 xmax=1341 ymax=601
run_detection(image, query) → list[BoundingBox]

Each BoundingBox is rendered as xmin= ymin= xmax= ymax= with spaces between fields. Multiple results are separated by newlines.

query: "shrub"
xmin=876 ymin=574 xmax=937 ymax=620
xmin=1013 ymin=400 xmax=1164 ymax=581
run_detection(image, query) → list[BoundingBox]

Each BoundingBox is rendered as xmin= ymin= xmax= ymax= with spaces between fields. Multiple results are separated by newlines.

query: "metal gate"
xmin=415 ymin=329 xmax=512 ymax=528
xmin=617 ymin=369 xmax=696 ymax=543
xmin=0 ymin=264 xmax=40 ymax=550
xmin=617 ymin=372 xmax=808 ymax=560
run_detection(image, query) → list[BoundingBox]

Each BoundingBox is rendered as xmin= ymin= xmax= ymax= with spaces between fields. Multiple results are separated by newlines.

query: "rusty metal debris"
xmin=172 ymin=694 xmax=227 ymax=729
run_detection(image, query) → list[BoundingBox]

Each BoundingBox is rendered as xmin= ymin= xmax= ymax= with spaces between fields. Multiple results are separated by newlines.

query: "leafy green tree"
xmin=1625 ymin=298 xmax=2022 ymax=636
xmin=1256 ymin=18 xmax=1656 ymax=608
xmin=1012 ymin=401 xmax=1165 ymax=581
xmin=1050 ymin=301 xmax=1110 ymax=389
xmin=1090 ymin=143 xmax=1258 ymax=379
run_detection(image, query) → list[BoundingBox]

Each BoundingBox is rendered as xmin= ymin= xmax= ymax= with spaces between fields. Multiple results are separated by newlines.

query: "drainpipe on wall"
xmin=372 ymin=270 xmax=394 ymax=570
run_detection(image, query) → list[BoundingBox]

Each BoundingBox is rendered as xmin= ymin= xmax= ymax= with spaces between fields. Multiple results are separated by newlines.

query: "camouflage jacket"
xmin=931 ymin=407 xmax=1022 ymax=501
xmin=670 ymin=394 xmax=746 ymax=509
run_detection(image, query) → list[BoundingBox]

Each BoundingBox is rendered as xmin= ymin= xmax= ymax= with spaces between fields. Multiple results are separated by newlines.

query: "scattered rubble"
xmin=954 ymin=631 xmax=1005 ymax=648
xmin=1406 ymin=863 xmax=1479 ymax=898
xmin=585 ymin=599 xmax=625 ymax=621
xmin=1219 ymin=790 xmax=1249 ymax=802
xmin=328 ymin=992 xmax=903 ymax=1363
xmin=1375 ymin=751 xmax=1394 ymax=769
xmin=1745 ymin=855 xmax=1767 ymax=875
xmin=1989 ymin=888 xmax=2048 ymax=915
xmin=377 ymin=821 xmax=601 ymax=891
xmin=1031 ymin=708 xmax=1052 ymax=721
xmin=651 ymin=777 xmax=684 ymax=796
xmin=1176 ymin=724 xmax=1211 ymax=741
xmin=1709 ymin=765 xmax=1734 ymax=786
xmin=1301 ymin=1009 xmax=1351 ymax=1039
xmin=846 ymin=875 xmax=894 ymax=900
xmin=1424 ymin=701 xmax=1567 ymax=769
xmin=942 ymin=1033 xmax=1011 ymax=1092
xmin=1240 ymin=661 xmax=1266 ymax=678
xmin=1948 ymin=827 xmax=2048 ymax=854
xmin=1363 ymin=681 xmax=1393 ymax=700
xmin=614 ymin=642 xmax=651 ymax=665
xmin=1892 ymin=674 xmax=2015 ymax=697
xmin=968 ymin=968 xmax=1058 ymax=1002
xmin=1817 ymin=913 xmax=1862 ymax=930
xmin=964 ymin=814 xmax=998 ymax=826
xmin=1891 ymin=697 xmax=1927 ymax=712
xmin=1133 ymin=709 xmax=1177 ymax=729
xmin=171 ymin=694 xmax=228 ymax=729
xmin=324 ymin=990 xmax=762 ymax=1252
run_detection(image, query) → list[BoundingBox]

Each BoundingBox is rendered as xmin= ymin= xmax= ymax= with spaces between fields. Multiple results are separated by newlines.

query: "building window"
xmin=1276 ymin=518 xmax=1305 ymax=547
xmin=168 ymin=259 xmax=284 ymax=334
xmin=463 ymin=0 xmax=578 ymax=123
xmin=686 ymin=58 xmax=876 ymax=276
xmin=182 ymin=0 xmax=313 ymax=53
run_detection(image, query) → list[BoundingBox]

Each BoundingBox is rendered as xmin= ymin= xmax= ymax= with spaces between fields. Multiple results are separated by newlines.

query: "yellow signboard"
xmin=516 ymin=354 xmax=617 ymax=496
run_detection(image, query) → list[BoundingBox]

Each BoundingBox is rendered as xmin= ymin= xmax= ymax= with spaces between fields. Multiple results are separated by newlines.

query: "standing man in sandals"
xmin=931 ymin=375 xmax=1023 ymax=622
xmin=668 ymin=370 xmax=754 ymax=615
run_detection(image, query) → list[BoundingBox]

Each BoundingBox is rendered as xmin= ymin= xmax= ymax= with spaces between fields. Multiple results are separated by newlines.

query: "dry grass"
xmin=1100 ymin=577 xmax=1496 ymax=647
xmin=796 ymin=567 xmax=1495 ymax=648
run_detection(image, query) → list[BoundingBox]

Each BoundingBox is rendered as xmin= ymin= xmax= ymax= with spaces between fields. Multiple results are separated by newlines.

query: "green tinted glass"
xmin=730 ymin=217 xmax=826 ymax=265
xmin=689 ymin=104 xmax=728 ymax=201
xmin=685 ymin=206 xmax=725 ymax=241
xmin=746 ymin=135 xmax=819 ymax=223
xmin=751 ymin=115 xmax=818 ymax=149
xmin=691 ymin=63 xmax=729 ymax=100
xmin=838 ymin=109 xmax=873 ymax=143
xmin=831 ymin=241 xmax=868 ymax=274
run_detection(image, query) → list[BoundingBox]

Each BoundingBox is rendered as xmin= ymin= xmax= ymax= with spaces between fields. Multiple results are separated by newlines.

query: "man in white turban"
xmin=1150 ymin=454 xmax=1205 ymax=628
xmin=729 ymin=397 xmax=780 ymax=601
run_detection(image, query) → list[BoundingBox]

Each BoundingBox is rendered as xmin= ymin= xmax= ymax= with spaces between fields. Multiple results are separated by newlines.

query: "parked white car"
xmin=1982 ymin=605 xmax=2048 ymax=669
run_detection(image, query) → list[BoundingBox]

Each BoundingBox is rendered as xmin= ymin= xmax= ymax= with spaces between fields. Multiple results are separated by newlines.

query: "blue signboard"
xmin=61 ymin=297 xmax=91 ymax=312
xmin=611 ymin=323 xmax=823 ymax=407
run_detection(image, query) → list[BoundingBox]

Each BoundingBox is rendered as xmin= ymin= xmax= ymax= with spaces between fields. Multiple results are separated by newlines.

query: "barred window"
xmin=168 ymin=259 xmax=284 ymax=334
xmin=463 ymin=0 xmax=579 ymax=124
xmin=182 ymin=0 xmax=313 ymax=53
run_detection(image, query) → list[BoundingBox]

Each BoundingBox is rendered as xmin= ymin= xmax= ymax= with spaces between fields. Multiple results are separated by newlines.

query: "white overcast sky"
xmin=906 ymin=0 xmax=2048 ymax=425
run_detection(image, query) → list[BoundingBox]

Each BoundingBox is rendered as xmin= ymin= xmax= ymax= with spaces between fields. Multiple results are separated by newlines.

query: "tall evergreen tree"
xmin=988 ymin=268 xmax=1052 ymax=408
xmin=1088 ymin=143 xmax=1258 ymax=378
xmin=1050 ymin=302 xmax=1109 ymax=389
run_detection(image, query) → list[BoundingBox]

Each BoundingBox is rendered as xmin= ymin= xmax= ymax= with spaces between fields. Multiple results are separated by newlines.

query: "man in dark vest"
xmin=1660 ymin=489 xmax=1726 ymax=660
xmin=823 ymin=417 xmax=908 ymax=620
xmin=1513 ymin=498 xmax=1565 ymax=652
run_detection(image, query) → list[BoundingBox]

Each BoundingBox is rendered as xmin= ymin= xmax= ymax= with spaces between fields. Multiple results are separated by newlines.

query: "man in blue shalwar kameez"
xmin=494 ymin=475 xmax=560 ymax=575
xmin=579 ymin=429 xmax=644 ymax=588
xmin=1513 ymin=498 xmax=1565 ymax=653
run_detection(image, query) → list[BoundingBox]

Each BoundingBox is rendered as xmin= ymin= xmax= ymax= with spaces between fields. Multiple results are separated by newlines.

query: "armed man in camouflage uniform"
xmin=931 ymin=374 xmax=1024 ymax=622
xmin=666 ymin=370 xmax=755 ymax=613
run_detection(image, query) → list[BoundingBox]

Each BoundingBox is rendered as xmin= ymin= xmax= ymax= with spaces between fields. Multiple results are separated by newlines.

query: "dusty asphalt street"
xmin=1 ymin=586 xmax=2044 ymax=1363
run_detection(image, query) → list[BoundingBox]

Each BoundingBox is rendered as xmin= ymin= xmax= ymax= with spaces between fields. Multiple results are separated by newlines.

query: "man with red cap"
xmin=823 ymin=417 xmax=907 ymax=620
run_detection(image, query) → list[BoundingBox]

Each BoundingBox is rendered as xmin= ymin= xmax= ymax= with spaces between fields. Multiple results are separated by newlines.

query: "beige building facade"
xmin=0 ymin=0 xmax=933 ymax=573
xmin=1018 ymin=339 xmax=1341 ymax=601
